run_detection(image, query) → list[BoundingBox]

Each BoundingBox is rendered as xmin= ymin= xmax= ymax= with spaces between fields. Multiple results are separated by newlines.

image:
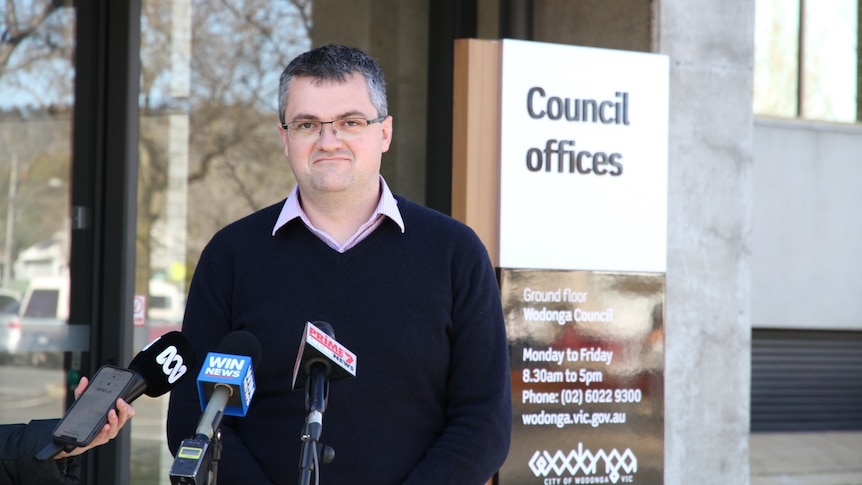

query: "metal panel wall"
xmin=751 ymin=329 xmax=862 ymax=431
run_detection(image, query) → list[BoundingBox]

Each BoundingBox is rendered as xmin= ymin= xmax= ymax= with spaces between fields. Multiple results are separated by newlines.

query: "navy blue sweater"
xmin=167 ymin=196 xmax=512 ymax=484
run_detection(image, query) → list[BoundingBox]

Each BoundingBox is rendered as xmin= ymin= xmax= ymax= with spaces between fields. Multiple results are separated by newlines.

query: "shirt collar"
xmin=271 ymin=175 xmax=405 ymax=236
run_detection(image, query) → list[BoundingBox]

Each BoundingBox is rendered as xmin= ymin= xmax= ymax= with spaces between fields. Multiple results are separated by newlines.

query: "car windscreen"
xmin=23 ymin=289 xmax=60 ymax=318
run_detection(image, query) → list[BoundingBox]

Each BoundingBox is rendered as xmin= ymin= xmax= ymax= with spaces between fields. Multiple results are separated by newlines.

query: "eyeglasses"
xmin=281 ymin=115 xmax=387 ymax=142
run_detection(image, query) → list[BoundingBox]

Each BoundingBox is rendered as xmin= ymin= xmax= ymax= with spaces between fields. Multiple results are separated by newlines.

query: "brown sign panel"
xmin=499 ymin=268 xmax=664 ymax=485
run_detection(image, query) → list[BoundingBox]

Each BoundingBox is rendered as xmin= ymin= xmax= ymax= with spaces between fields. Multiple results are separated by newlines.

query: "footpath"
xmin=750 ymin=431 xmax=862 ymax=485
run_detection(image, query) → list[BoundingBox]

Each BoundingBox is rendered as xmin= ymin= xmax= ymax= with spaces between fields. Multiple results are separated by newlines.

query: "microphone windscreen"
xmin=311 ymin=320 xmax=335 ymax=338
xmin=215 ymin=330 xmax=262 ymax=368
xmin=197 ymin=330 xmax=261 ymax=416
xmin=128 ymin=330 xmax=197 ymax=397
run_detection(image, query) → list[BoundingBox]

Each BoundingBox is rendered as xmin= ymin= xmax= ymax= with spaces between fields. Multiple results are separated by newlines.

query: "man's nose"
xmin=318 ymin=121 xmax=342 ymax=142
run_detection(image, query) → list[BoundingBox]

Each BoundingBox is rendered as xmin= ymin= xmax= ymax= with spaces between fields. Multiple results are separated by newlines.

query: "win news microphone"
xmin=36 ymin=331 xmax=196 ymax=460
xmin=170 ymin=330 xmax=261 ymax=485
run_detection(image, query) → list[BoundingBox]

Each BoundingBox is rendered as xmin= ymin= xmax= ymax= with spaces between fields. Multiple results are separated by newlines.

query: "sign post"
xmin=452 ymin=39 xmax=668 ymax=484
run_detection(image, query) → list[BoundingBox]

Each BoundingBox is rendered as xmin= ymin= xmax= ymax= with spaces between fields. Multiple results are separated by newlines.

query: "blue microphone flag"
xmin=197 ymin=351 xmax=256 ymax=416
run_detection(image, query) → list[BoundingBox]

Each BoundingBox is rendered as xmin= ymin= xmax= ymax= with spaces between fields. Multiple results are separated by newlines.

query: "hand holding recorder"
xmin=37 ymin=331 xmax=196 ymax=460
xmin=52 ymin=375 xmax=136 ymax=459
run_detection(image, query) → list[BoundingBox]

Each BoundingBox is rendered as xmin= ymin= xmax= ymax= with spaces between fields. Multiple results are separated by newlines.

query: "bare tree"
xmin=1 ymin=1 xmax=74 ymax=107
xmin=0 ymin=1 xmax=73 ymax=283
xmin=2 ymin=0 xmax=314 ymax=294
xmin=137 ymin=0 xmax=312 ymax=291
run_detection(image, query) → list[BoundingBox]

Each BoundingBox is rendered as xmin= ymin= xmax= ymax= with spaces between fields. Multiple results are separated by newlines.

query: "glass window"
xmin=754 ymin=0 xmax=800 ymax=117
xmin=0 ymin=0 xmax=74 ymax=427
xmin=133 ymin=1 xmax=311 ymax=481
xmin=754 ymin=0 xmax=859 ymax=122
xmin=22 ymin=289 xmax=59 ymax=318
xmin=800 ymin=1 xmax=859 ymax=121
xmin=3 ymin=0 xmax=432 ymax=482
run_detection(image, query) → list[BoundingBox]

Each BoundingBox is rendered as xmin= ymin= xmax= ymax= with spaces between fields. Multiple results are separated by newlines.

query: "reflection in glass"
xmin=0 ymin=0 xmax=76 ymax=429
xmin=800 ymin=0 xmax=858 ymax=121
xmin=500 ymin=269 xmax=665 ymax=484
xmin=754 ymin=0 xmax=800 ymax=118
xmin=133 ymin=0 xmax=312 ymax=481
xmin=754 ymin=0 xmax=858 ymax=122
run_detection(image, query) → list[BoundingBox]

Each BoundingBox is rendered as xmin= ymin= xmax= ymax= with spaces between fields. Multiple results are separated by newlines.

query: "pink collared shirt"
xmin=271 ymin=176 xmax=406 ymax=253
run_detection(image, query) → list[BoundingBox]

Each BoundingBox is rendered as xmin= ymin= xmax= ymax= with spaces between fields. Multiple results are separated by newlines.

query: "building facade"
xmin=0 ymin=0 xmax=859 ymax=483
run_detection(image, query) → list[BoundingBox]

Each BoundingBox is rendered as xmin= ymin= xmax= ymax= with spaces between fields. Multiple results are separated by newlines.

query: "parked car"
xmin=144 ymin=279 xmax=185 ymax=342
xmin=4 ymin=276 xmax=186 ymax=366
xmin=0 ymin=288 xmax=22 ymax=363
xmin=13 ymin=276 xmax=72 ymax=367
xmin=0 ymin=288 xmax=20 ymax=314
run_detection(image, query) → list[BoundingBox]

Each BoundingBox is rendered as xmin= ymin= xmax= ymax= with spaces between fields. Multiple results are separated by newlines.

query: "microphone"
xmin=292 ymin=321 xmax=356 ymax=435
xmin=293 ymin=322 xmax=355 ymax=484
xmin=170 ymin=330 xmax=261 ymax=485
xmin=35 ymin=331 xmax=197 ymax=460
xmin=196 ymin=330 xmax=261 ymax=430
xmin=291 ymin=321 xmax=357 ymax=392
xmin=126 ymin=330 xmax=197 ymax=400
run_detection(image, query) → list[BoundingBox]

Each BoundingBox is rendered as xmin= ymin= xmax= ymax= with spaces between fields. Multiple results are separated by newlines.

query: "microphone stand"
xmin=298 ymin=411 xmax=321 ymax=485
xmin=170 ymin=385 xmax=230 ymax=485
xmin=168 ymin=430 xmax=221 ymax=485
xmin=210 ymin=429 xmax=222 ymax=485
xmin=299 ymin=362 xmax=332 ymax=485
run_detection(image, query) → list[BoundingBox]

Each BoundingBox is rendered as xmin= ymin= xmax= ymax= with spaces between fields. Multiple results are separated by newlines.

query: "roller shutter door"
xmin=751 ymin=329 xmax=862 ymax=432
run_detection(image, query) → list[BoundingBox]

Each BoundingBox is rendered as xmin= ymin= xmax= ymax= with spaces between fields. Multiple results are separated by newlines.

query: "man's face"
xmin=278 ymin=73 xmax=392 ymax=199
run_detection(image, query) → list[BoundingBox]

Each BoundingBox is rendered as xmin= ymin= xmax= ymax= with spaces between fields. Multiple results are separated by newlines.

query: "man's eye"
xmin=294 ymin=122 xmax=318 ymax=131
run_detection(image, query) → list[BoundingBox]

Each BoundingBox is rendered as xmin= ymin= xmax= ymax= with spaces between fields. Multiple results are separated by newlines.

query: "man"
xmin=0 ymin=377 xmax=135 ymax=485
xmin=167 ymin=44 xmax=511 ymax=484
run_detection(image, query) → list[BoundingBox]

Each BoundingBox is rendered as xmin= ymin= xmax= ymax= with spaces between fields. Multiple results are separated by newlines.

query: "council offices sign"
xmin=498 ymin=39 xmax=667 ymax=274
xmin=501 ymin=269 xmax=665 ymax=484
xmin=450 ymin=38 xmax=668 ymax=485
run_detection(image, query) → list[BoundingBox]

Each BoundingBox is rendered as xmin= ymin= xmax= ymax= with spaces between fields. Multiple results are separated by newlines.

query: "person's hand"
xmin=54 ymin=376 xmax=136 ymax=459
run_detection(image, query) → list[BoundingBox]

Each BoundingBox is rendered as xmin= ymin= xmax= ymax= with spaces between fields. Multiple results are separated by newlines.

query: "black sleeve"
xmin=0 ymin=420 xmax=81 ymax=485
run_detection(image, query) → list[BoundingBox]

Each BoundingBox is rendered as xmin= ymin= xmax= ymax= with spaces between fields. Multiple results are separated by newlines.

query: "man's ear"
xmin=380 ymin=115 xmax=393 ymax=153
xmin=278 ymin=123 xmax=291 ymax=157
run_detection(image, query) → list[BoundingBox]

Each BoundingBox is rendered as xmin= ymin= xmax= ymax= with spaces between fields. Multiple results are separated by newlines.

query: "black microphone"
xmin=292 ymin=321 xmax=356 ymax=433
xmin=293 ymin=321 xmax=356 ymax=484
xmin=170 ymin=330 xmax=261 ymax=485
xmin=291 ymin=321 xmax=356 ymax=392
xmin=36 ymin=331 xmax=197 ymax=460
xmin=126 ymin=330 xmax=197 ymax=400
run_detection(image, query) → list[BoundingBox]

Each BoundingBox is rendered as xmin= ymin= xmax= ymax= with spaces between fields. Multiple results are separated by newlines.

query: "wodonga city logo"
xmin=529 ymin=443 xmax=637 ymax=484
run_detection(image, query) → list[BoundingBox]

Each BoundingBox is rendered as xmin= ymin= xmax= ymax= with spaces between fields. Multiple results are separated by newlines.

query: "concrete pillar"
xmin=857 ymin=0 xmax=861 ymax=121
xmin=659 ymin=1 xmax=754 ymax=483
xmin=533 ymin=0 xmax=754 ymax=482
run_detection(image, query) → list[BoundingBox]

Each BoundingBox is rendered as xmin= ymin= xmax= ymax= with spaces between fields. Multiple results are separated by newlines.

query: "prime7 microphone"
xmin=170 ymin=330 xmax=261 ymax=485
xmin=294 ymin=321 xmax=356 ymax=484
xmin=291 ymin=321 xmax=357 ymax=392
xmin=36 ymin=331 xmax=196 ymax=460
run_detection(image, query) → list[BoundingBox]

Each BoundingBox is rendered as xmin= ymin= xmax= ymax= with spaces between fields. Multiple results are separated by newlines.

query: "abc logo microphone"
xmin=126 ymin=330 xmax=197 ymax=401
